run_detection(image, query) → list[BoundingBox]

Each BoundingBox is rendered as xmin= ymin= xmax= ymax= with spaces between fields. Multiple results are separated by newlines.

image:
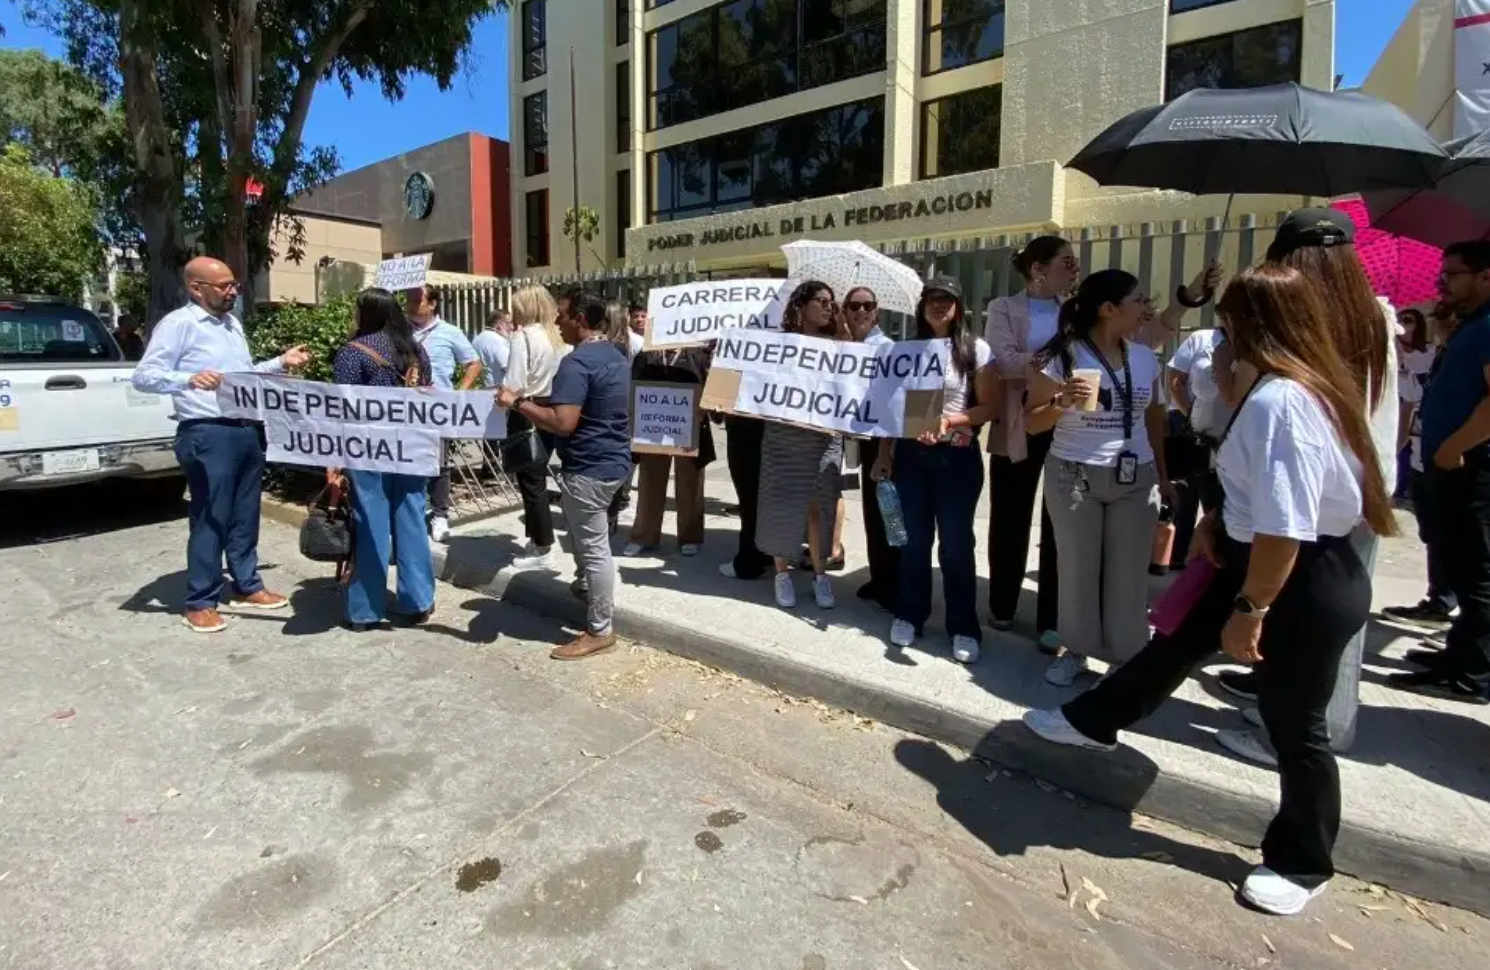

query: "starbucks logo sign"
xmin=404 ymin=171 xmax=434 ymax=220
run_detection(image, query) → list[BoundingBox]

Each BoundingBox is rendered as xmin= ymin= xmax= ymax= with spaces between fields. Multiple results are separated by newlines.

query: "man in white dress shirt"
xmin=132 ymin=257 xmax=310 ymax=634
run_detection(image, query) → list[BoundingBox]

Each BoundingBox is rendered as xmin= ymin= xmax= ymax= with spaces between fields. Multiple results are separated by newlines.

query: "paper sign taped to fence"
xmin=631 ymin=381 xmax=699 ymax=455
xmin=216 ymin=374 xmax=505 ymax=475
xmin=700 ymin=329 xmax=949 ymax=438
xmin=645 ymin=279 xmax=789 ymax=349
xmin=373 ymin=253 xmax=433 ymax=291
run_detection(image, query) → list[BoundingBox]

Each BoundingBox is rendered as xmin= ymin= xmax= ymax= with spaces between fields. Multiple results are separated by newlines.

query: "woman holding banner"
xmin=502 ymin=285 xmax=565 ymax=571
xmin=623 ymin=344 xmax=715 ymax=557
xmin=758 ymin=281 xmax=851 ymax=610
xmin=845 ymin=286 xmax=898 ymax=611
xmin=329 ymin=289 xmax=437 ymax=631
xmin=873 ymin=275 xmax=1001 ymax=664
xmin=1023 ymin=270 xmax=1172 ymax=687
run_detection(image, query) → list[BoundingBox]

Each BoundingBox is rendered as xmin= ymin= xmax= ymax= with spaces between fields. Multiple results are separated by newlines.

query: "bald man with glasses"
xmin=133 ymin=257 xmax=311 ymax=634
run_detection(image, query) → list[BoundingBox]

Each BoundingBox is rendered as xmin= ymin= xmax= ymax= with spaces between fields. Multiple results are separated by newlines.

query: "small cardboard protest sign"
xmin=217 ymin=374 xmax=507 ymax=476
xmin=644 ymin=279 xmax=789 ymax=349
xmin=700 ymin=329 xmax=948 ymax=439
xmin=373 ymin=254 xmax=433 ymax=291
xmin=630 ymin=381 xmax=700 ymax=456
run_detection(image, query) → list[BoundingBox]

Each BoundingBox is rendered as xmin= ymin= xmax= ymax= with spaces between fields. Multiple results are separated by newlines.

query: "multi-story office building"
xmin=510 ymin=0 xmax=1335 ymax=276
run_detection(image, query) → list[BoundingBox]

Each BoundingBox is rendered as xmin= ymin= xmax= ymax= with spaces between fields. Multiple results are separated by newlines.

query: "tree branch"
xmin=273 ymin=0 xmax=372 ymax=185
xmin=198 ymin=3 xmax=235 ymax=150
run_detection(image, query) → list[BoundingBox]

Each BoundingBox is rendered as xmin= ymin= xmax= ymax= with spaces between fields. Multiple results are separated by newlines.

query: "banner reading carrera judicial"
xmin=700 ymin=329 xmax=950 ymax=438
xmin=645 ymin=279 xmax=789 ymax=349
xmin=217 ymin=374 xmax=507 ymax=476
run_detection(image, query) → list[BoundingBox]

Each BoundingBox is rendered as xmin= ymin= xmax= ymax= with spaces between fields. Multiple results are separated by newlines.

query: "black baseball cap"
xmin=1268 ymin=207 xmax=1356 ymax=259
xmin=923 ymin=274 xmax=963 ymax=301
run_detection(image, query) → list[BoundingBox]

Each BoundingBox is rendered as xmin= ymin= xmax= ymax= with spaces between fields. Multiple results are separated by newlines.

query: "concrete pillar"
xmin=883 ymin=0 xmax=920 ymax=186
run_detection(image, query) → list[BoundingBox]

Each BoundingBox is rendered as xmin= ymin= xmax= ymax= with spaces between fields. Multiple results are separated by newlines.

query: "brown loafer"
xmin=226 ymin=590 xmax=289 ymax=611
xmin=182 ymin=608 xmax=227 ymax=634
xmin=550 ymin=632 xmax=617 ymax=661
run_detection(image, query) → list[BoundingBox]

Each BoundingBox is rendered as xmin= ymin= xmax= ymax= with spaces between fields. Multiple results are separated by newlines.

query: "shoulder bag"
xmin=498 ymin=327 xmax=551 ymax=472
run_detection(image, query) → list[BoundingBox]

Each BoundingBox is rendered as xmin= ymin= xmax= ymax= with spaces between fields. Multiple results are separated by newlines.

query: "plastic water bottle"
xmin=877 ymin=480 xmax=909 ymax=548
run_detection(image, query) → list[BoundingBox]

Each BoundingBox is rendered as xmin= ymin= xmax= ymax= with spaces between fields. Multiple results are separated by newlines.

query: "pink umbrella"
xmin=1331 ymin=198 xmax=1442 ymax=308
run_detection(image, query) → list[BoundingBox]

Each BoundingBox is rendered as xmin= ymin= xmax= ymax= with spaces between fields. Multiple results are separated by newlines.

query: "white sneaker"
xmin=616 ymin=506 xmax=636 ymax=527
xmin=890 ymin=619 xmax=916 ymax=648
xmin=1242 ymin=707 xmax=1264 ymax=729
xmin=952 ymin=635 xmax=981 ymax=664
xmin=1217 ymin=728 xmax=1278 ymax=768
xmin=429 ymin=516 xmax=450 ymax=543
xmin=511 ymin=543 xmax=555 ymax=571
xmin=719 ymin=562 xmax=739 ymax=579
xmin=1021 ymin=708 xmax=1117 ymax=752
xmin=773 ymin=572 xmax=797 ymax=609
xmin=813 ymin=575 xmax=835 ymax=609
xmin=680 ymin=543 xmax=701 ymax=557
xmin=621 ymin=542 xmax=647 ymax=557
xmin=1240 ymin=866 xmax=1329 ymax=916
xmin=1044 ymin=653 xmax=1089 ymax=687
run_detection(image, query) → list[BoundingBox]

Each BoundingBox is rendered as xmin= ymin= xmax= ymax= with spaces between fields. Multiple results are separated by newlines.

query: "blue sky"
xmin=0 ymin=0 xmax=1414 ymax=173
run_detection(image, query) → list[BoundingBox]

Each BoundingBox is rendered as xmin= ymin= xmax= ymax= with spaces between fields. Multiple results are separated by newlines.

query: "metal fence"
xmin=439 ymin=263 xmax=699 ymax=337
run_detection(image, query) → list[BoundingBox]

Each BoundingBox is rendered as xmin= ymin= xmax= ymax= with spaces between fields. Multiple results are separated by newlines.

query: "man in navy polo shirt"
xmin=1391 ymin=241 xmax=1490 ymax=705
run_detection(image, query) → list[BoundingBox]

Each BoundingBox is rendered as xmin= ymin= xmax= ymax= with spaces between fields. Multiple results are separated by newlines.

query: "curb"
xmin=430 ymin=539 xmax=1490 ymax=917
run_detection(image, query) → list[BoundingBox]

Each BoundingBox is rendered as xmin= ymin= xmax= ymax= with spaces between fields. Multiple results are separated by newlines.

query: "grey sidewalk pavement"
xmin=432 ymin=461 xmax=1490 ymax=917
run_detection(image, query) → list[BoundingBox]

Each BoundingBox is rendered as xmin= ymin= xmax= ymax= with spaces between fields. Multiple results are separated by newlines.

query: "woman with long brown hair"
xmin=1023 ymin=264 xmax=1395 ymax=917
xmin=757 ymin=280 xmax=852 ymax=610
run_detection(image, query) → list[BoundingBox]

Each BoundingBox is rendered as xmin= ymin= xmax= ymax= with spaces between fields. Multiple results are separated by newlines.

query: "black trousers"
xmin=726 ymin=415 xmax=772 ymax=579
xmin=987 ymin=430 xmax=1058 ymax=630
xmin=1064 ymin=532 xmax=1370 ymax=885
xmin=1425 ymin=459 xmax=1490 ymax=688
xmin=1170 ymin=469 xmax=1223 ymax=568
xmin=860 ymin=464 xmax=900 ymax=606
xmin=429 ymin=442 xmax=452 ymax=518
xmin=1411 ymin=470 xmax=1457 ymax=610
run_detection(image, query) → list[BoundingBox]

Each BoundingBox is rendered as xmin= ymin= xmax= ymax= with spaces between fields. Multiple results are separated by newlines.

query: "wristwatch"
xmin=1233 ymin=594 xmax=1270 ymax=618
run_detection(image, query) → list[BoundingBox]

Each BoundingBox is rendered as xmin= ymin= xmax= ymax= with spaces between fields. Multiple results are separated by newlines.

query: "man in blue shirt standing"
xmin=405 ymin=284 xmax=481 ymax=542
xmin=498 ymin=290 xmax=631 ymax=661
xmin=1392 ymin=241 xmax=1490 ymax=705
xmin=132 ymin=256 xmax=311 ymax=634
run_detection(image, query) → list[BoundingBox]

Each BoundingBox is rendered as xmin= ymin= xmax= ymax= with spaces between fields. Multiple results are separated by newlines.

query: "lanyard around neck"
xmin=1081 ymin=339 xmax=1133 ymax=440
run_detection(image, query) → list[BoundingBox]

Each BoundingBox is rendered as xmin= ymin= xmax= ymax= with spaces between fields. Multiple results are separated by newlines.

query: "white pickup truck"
xmin=0 ymin=295 xmax=181 ymax=493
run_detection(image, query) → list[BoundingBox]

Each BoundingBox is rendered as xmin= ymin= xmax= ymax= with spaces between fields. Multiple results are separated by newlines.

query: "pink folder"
xmin=1149 ymin=558 xmax=1218 ymax=637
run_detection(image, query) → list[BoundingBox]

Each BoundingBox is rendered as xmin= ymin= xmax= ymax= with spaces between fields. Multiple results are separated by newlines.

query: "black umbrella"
xmin=1365 ymin=132 xmax=1490 ymax=247
xmin=1069 ymin=83 xmax=1447 ymax=199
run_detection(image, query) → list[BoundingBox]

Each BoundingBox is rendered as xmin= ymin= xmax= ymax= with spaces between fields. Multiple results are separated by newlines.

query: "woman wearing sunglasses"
xmin=758 ymin=281 xmax=852 ymax=610
xmin=842 ymin=287 xmax=898 ymax=610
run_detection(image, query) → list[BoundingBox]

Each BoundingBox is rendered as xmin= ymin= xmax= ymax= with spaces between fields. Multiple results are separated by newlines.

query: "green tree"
xmin=25 ymin=0 xmax=507 ymax=327
xmin=0 ymin=144 xmax=104 ymax=299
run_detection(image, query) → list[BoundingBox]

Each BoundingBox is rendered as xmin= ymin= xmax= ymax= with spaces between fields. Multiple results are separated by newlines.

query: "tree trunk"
xmin=118 ymin=0 xmax=186 ymax=331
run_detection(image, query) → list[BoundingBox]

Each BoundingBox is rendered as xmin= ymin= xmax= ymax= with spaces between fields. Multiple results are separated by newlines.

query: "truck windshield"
xmin=0 ymin=304 xmax=121 ymax=364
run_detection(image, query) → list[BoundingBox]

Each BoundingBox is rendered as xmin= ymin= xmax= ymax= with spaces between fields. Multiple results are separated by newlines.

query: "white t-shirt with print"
xmin=1168 ymin=328 xmax=1231 ymax=435
xmin=943 ymin=338 xmax=994 ymax=417
xmin=1028 ymin=298 xmax=1061 ymax=353
xmin=1043 ymin=341 xmax=1161 ymax=467
xmin=1218 ymin=377 xmax=1364 ymax=543
xmin=1399 ymin=347 xmax=1436 ymax=406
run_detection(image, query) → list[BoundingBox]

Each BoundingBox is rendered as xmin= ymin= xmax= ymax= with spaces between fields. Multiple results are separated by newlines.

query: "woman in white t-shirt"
xmin=1394 ymin=308 xmax=1435 ymax=498
xmin=1022 ymin=269 xmax=1172 ymax=686
xmin=1024 ymin=264 xmax=1398 ymax=917
xmin=872 ymin=275 xmax=1000 ymax=664
xmin=502 ymin=284 xmax=565 ymax=570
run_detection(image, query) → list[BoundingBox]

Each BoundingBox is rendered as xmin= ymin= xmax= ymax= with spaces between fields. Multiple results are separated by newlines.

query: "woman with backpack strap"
xmin=328 ymin=288 xmax=437 ymax=632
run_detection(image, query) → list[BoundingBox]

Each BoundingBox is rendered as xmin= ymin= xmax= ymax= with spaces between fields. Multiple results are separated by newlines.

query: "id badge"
xmin=1116 ymin=451 xmax=1139 ymax=485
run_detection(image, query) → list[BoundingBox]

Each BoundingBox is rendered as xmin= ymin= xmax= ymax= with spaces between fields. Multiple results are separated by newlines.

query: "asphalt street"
xmin=0 ymin=482 xmax=1483 ymax=970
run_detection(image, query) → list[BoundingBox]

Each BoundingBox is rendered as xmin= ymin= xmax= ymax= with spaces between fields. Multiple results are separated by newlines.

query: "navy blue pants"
xmin=894 ymin=440 xmax=984 ymax=640
xmin=175 ymin=420 xmax=266 ymax=611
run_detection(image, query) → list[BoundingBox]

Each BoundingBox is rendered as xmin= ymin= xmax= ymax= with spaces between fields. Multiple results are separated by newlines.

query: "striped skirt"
xmin=755 ymin=422 xmax=844 ymax=560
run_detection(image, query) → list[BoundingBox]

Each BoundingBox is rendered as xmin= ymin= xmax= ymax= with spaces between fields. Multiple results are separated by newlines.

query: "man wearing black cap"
xmin=1391 ymin=240 xmax=1490 ymax=704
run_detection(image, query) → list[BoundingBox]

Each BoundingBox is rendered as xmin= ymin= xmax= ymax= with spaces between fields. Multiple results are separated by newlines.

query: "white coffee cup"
xmin=1072 ymin=368 xmax=1103 ymax=412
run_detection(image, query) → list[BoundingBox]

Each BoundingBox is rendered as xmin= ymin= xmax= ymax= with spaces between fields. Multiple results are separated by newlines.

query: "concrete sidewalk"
xmin=428 ymin=465 xmax=1490 ymax=916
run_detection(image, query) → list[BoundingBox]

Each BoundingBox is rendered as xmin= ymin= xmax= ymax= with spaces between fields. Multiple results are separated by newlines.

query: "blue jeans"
xmin=893 ymin=440 xmax=985 ymax=640
xmin=175 ymin=420 xmax=266 ymax=611
xmin=346 ymin=468 xmax=436 ymax=624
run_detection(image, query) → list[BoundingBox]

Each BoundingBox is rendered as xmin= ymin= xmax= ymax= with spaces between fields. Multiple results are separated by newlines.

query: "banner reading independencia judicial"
xmin=645 ymin=279 xmax=789 ymax=349
xmin=700 ymin=329 xmax=949 ymax=438
xmin=217 ymin=374 xmax=507 ymax=476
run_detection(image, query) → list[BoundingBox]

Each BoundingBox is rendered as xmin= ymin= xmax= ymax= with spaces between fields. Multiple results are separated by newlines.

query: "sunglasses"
xmin=808 ymin=295 xmax=834 ymax=307
xmin=844 ymin=300 xmax=878 ymax=313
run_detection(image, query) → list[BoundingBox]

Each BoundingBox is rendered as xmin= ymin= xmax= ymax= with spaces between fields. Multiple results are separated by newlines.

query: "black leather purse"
xmin=299 ymin=484 xmax=352 ymax=564
xmin=500 ymin=409 xmax=550 ymax=472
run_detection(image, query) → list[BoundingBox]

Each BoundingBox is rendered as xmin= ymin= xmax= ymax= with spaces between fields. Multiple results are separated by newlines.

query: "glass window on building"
xmin=648 ymin=0 xmax=886 ymax=130
xmin=647 ymin=96 xmax=885 ymax=222
xmin=526 ymin=190 xmax=550 ymax=267
xmin=921 ymin=84 xmax=1001 ymax=180
xmin=1170 ymin=0 xmax=1243 ymax=12
xmin=1166 ymin=19 xmax=1302 ymax=101
xmin=617 ymin=61 xmax=632 ymax=154
xmin=523 ymin=91 xmax=549 ymax=176
xmin=522 ymin=0 xmax=547 ymax=81
xmin=617 ymin=0 xmax=628 ymax=45
xmin=923 ymin=0 xmax=1005 ymax=76
xmin=617 ymin=170 xmax=631 ymax=259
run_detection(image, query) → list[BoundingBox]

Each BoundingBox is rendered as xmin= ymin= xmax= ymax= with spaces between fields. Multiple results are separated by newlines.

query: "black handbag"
xmin=500 ymin=409 xmax=550 ymax=472
xmin=299 ymin=485 xmax=352 ymax=563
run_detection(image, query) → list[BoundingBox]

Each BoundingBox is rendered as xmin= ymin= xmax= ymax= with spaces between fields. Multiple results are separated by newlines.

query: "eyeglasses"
xmin=844 ymin=300 xmax=878 ymax=313
xmin=809 ymin=295 xmax=834 ymax=307
xmin=1440 ymin=269 xmax=1476 ymax=282
xmin=198 ymin=279 xmax=241 ymax=292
